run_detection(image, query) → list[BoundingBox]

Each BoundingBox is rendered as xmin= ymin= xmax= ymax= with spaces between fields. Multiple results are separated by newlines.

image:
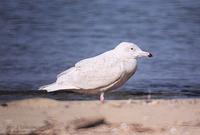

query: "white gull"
xmin=39 ymin=42 xmax=152 ymax=102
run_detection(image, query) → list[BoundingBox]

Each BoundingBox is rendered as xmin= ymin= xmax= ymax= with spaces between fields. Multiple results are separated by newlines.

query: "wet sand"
xmin=0 ymin=98 xmax=199 ymax=135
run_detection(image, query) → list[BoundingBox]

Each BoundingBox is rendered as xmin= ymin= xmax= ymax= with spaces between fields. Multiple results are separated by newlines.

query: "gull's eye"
xmin=131 ymin=48 xmax=134 ymax=50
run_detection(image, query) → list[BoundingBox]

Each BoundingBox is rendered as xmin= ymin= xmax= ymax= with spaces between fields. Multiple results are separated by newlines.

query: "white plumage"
xmin=39 ymin=42 xmax=152 ymax=101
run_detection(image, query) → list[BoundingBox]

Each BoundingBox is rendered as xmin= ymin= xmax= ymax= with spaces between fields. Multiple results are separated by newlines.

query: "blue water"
xmin=0 ymin=0 xmax=200 ymax=97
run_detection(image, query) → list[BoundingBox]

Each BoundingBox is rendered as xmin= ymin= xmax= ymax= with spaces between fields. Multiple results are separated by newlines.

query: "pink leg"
xmin=100 ymin=92 xmax=104 ymax=103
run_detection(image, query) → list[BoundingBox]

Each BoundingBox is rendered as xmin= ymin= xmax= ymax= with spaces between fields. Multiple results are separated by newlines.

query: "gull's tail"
xmin=39 ymin=67 xmax=78 ymax=92
xmin=39 ymin=82 xmax=79 ymax=92
xmin=39 ymin=83 xmax=59 ymax=92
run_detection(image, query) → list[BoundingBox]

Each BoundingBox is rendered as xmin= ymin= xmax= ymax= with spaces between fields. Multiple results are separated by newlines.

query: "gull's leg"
xmin=100 ymin=92 xmax=104 ymax=103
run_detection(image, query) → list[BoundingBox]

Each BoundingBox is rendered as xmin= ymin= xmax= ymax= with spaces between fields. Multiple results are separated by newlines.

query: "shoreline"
xmin=0 ymin=90 xmax=199 ymax=103
xmin=0 ymin=98 xmax=199 ymax=135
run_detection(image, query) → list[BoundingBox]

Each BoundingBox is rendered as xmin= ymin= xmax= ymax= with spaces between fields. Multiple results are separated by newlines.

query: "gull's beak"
xmin=148 ymin=53 xmax=153 ymax=57
xmin=138 ymin=51 xmax=153 ymax=58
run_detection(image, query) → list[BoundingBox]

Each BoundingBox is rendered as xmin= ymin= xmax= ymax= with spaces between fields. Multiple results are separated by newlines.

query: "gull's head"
xmin=114 ymin=42 xmax=153 ymax=59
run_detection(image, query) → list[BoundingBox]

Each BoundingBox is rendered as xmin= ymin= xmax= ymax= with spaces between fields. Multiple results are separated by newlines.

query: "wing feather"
xmin=56 ymin=50 xmax=122 ymax=90
xmin=72 ymin=51 xmax=122 ymax=89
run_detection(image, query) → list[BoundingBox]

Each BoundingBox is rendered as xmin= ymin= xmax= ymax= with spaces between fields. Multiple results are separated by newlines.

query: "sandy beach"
xmin=0 ymin=98 xmax=199 ymax=135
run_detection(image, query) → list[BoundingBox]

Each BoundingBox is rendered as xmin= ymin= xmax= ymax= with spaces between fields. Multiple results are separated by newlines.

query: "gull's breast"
xmin=124 ymin=59 xmax=137 ymax=75
xmin=121 ymin=59 xmax=137 ymax=83
xmin=106 ymin=59 xmax=137 ymax=91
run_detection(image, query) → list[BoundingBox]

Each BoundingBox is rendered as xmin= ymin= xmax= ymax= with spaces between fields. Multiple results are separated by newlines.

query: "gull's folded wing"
xmin=56 ymin=50 xmax=122 ymax=90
